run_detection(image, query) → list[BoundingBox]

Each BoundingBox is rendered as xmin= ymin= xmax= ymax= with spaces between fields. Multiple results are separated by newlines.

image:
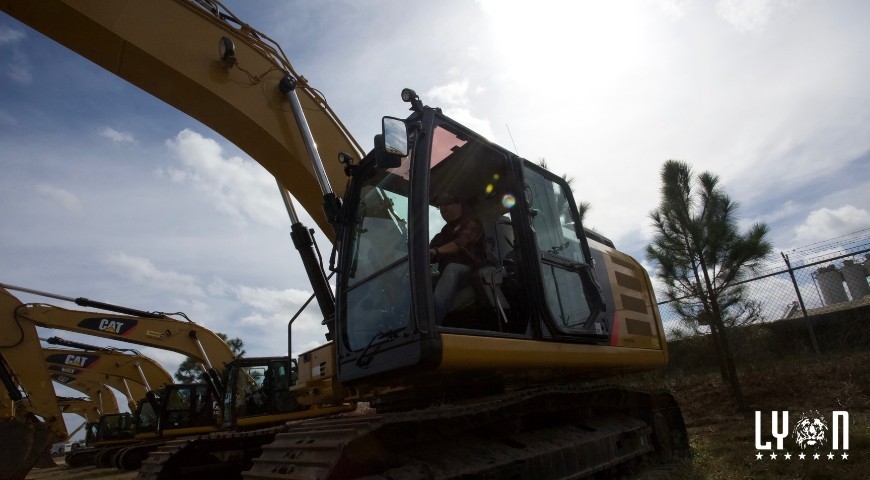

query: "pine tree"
xmin=646 ymin=160 xmax=772 ymax=407
xmin=173 ymin=332 xmax=245 ymax=383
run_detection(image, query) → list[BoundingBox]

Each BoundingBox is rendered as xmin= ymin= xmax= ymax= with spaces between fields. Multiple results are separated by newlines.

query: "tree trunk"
xmin=698 ymin=258 xmax=745 ymax=409
xmin=711 ymin=310 xmax=745 ymax=408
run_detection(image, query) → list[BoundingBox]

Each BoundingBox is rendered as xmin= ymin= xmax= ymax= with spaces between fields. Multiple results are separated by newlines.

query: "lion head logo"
xmin=793 ymin=412 xmax=829 ymax=449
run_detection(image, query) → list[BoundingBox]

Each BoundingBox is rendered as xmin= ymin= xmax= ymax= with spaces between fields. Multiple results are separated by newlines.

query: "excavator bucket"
xmin=0 ymin=417 xmax=55 ymax=480
xmin=0 ymin=288 xmax=67 ymax=479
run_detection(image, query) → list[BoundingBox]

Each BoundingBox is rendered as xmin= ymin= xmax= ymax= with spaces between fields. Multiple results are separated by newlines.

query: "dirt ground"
xmin=27 ymin=464 xmax=137 ymax=480
xmin=631 ymin=351 xmax=870 ymax=479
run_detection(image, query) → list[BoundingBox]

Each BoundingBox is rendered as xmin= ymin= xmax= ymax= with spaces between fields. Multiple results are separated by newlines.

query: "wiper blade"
xmin=356 ymin=327 xmax=405 ymax=367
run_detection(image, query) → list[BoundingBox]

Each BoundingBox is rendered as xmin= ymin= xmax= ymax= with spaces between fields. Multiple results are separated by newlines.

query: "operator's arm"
xmin=429 ymin=218 xmax=484 ymax=264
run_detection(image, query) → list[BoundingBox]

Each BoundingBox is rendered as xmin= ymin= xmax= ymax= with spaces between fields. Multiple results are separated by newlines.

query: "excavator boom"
xmin=13 ymin=301 xmax=234 ymax=374
xmin=50 ymin=380 xmax=120 ymax=416
xmin=50 ymin=368 xmax=146 ymax=412
xmin=42 ymin=347 xmax=173 ymax=394
xmin=56 ymin=397 xmax=102 ymax=424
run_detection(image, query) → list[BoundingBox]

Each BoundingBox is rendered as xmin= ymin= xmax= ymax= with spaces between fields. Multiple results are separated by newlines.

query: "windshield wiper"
xmin=356 ymin=326 xmax=405 ymax=367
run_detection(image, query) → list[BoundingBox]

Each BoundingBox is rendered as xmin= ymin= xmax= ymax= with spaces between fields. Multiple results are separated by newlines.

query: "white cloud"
xmin=36 ymin=183 xmax=82 ymax=213
xmin=716 ymin=0 xmax=781 ymax=33
xmin=653 ymin=0 xmax=689 ymax=21
xmin=99 ymin=126 xmax=135 ymax=143
xmin=0 ymin=25 xmax=24 ymax=44
xmin=740 ymin=200 xmax=802 ymax=231
xmin=104 ymin=252 xmax=206 ymax=298
xmin=793 ymin=205 xmax=870 ymax=245
xmin=7 ymin=52 xmax=31 ymax=85
xmin=427 ymin=80 xmax=471 ymax=107
xmin=163 ymin=129 xmax=284 ymax=227
xmin=235 ymin=285 xmax=312 ymax=312
xmin=426 ymin=80 xmax=496 ymax=141
xmin=233 ymin=285 xmax=323 ymax=333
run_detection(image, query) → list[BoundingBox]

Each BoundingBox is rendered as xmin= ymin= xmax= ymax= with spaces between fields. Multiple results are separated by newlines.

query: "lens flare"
xmin=502 ymin=194 xmax=516 ymax=209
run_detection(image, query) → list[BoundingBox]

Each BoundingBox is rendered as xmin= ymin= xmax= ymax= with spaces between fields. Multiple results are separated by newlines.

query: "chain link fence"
xmin=657 ymin=228 xmax=870 ymax=371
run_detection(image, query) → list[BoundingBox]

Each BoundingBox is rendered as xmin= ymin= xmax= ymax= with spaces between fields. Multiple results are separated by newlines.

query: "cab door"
xmin=521 ymin=163 xmax=608 ymax=340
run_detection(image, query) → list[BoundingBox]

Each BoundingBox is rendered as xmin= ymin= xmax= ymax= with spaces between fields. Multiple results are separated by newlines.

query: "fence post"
xmin=782 ymin=252 xmax=821 ymax=356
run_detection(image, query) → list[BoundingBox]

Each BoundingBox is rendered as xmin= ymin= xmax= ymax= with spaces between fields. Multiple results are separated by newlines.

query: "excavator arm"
xmin=56 ymin=397 xmax=103 ymax=424
xmin=0 ymin=0 xmax=363 ymax=239
xmin=12 ymin=300 xmax=234 ymax=374
xmin=42 ymin=346 xmax=173 ymax=395
xmin=50 ymin=377 xmax=120 ymax=416
xmin=50 ymin=368 xmax=147 ymax=412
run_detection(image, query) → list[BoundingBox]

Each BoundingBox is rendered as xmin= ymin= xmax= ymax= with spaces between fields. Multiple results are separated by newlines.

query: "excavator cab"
xmin=335 ymin=97 xmax=613 ymax=386
xmin=221 ymin=357 xmax=301 ymax=429
xmin=93 ymin=413 xmax=135 ymax=444
xmin=155 ymin=383 xmax=218 ymax=434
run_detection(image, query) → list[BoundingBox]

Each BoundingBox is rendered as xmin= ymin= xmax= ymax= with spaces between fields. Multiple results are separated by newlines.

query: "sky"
xmin=1 ymin=0 xmax=869 ymax=433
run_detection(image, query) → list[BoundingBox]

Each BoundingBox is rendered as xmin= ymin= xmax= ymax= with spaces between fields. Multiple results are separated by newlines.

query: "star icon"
xmin=755 ymin=452 xmax=763 ymax=460
xmin=770 ymin=452 xmax=778 ymax=460
xmin=799 ymin=453 xmax=806 ymax=460
xmin=841 ymin=452 xmax=849 ymax=460
xmin=827 ymin=452 xmax=835 ymax=460
xmin=813 ymin=453 xmax=820 ymax=460
xmin=784 ymin=452 xmax=792 ymax=460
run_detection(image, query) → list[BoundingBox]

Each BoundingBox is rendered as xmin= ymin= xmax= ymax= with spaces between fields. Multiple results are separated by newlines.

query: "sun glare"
xmin=479 ymin=1 xmax=653 ymax=87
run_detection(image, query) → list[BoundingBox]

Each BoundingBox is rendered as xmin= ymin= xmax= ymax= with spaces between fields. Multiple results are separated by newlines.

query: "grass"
xmin=627 ymin=352 xmax=870 ymax=479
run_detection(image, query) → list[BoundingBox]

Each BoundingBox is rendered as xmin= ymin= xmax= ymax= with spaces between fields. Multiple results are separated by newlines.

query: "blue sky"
xmin=2 ymin=0 xmax=869 ymax=431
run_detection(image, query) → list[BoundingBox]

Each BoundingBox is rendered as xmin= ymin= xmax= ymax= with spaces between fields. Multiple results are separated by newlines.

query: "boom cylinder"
xmin=278 ymin=75 xmax=343 ymax=230
xmin=279 ymin=75 xmax=333 ymax=197
xmin=134 ymin=363 xmax=152 ymax=392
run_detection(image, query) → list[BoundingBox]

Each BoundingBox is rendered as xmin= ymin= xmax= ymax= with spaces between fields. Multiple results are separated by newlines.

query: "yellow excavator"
xmin=40 ymin=341 xmax=178 ymax=468
xmin=7 ymin=284 xmax=236 ymax=390
xmin=0 ymin=1 xmax=689 ymax=479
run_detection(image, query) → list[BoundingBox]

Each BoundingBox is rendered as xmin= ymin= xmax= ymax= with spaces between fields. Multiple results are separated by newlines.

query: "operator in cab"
xmin=429 ymin=193 xmax=486 ymax=325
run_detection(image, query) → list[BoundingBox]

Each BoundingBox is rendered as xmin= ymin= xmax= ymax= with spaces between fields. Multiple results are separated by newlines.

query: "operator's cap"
xmin=432 ymin=193 xmax=461 ymax=207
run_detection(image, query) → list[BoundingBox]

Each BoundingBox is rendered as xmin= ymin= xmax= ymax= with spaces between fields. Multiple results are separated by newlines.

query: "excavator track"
xmin=244 ymin=385 xmax=689 ymax=480
xmin=136 ymin=426 xmax=289 ymax=480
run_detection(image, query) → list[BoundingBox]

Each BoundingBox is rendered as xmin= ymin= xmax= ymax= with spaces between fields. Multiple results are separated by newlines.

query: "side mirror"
xmin=382 ymin=117 xmax=409 ymax=156
xmin=374 ymin=117 xmax=406 ymax=169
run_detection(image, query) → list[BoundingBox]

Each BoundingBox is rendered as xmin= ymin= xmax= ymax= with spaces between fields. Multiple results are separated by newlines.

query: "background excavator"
xmin=0 ymin=1 xmax=689 ymax=479
xmin=3 ymin=284 xmax=350 ymax=472
xmin=6 ymin=283 xmax=237 ymax=395
xmin=40 ymin=341 xmax=177 ymax=468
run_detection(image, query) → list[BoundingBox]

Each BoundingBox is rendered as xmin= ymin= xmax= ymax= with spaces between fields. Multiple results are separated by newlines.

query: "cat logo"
xmin=45 ymin=353 xmax=98 ymax=369
xmin=98 ymin=319 xmax=125 ymax=334
xmin=78 ymin=317 xmax=138 ymax=336
xmin=65 ymin=354 xmax=90 ymax=368
xmin=52 ymin=374 xmax=74 ymax=384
